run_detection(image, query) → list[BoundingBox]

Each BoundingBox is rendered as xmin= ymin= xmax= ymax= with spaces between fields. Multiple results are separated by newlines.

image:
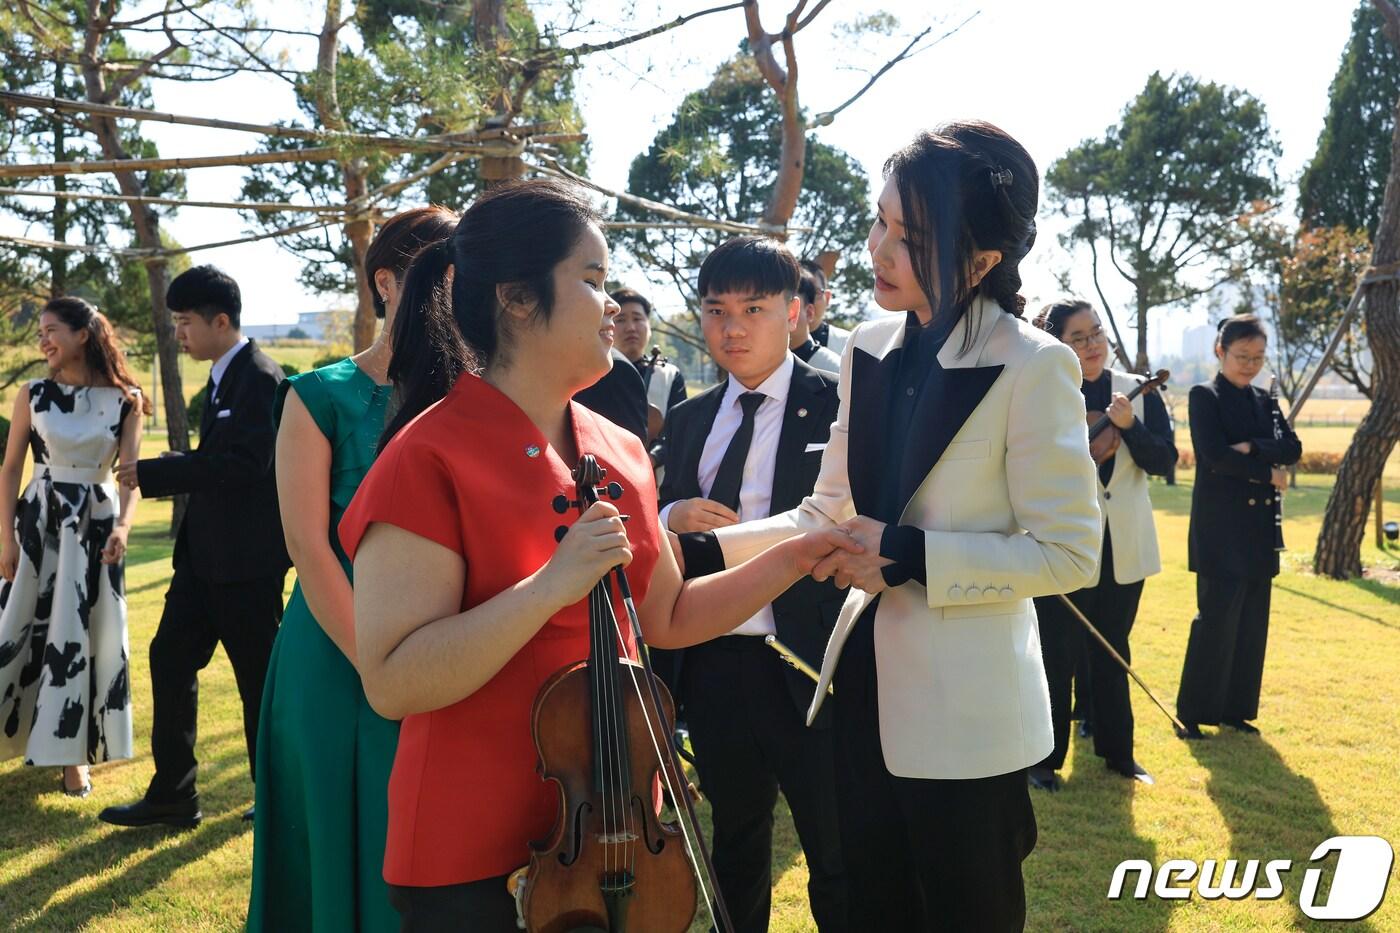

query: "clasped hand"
xmin=805 ymin=516 xmax=894 ymax=595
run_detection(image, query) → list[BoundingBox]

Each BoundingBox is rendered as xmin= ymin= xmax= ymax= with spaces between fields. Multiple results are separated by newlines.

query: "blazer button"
xmin=1265 ymin=497 xmax=1272 ymax=505
xmin=1104 ymin=491 xmax=1112 ymax=500
xmin=948 ymin=585 xmax=962 ymax=601
xmin=1000 ymin=586 xmax=1014 ymax=599
xmin=1248 ymin=498 xmax=1256 ymax=506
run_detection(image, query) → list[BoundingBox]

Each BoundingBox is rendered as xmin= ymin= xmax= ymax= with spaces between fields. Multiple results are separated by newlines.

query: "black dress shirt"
xmin=877 ymin=312 xmax=957 ymax=588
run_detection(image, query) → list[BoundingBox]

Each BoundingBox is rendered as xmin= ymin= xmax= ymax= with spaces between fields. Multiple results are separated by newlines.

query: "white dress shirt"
xmin=209 ymin=336 xmax=249 ymax=402
xmin=662 ymin=353 xmax=794 ymax=637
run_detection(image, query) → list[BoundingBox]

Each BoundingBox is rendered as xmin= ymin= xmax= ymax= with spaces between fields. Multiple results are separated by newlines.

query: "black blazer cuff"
xmin=678 ymin=531 xmax=725 ymax=580
xmin=136 ymin=456 xmax=182 ymax=499
xmin=880 ymin=524 xmax=926 ymax=587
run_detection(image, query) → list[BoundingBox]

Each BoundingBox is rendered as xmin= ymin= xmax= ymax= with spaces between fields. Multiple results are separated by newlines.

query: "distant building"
xmin=1181 ymin=324 xmax=1217 ymax=361
xmin=244 ymin=309 xmax=347 ymax=343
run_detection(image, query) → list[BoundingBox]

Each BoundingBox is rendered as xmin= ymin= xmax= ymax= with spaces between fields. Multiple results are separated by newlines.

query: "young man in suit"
xmin=612 ymin=285 xmax=688 ymax=421
xmin=800 ymin=258 xmax=850 ymax=355
xmin=656 ymin=237 xmax=848 ymax=933
xmin=789 ymin=267 xmax=842 ymax=377
xmin=104 ymin=265 xmax=290 ymax=829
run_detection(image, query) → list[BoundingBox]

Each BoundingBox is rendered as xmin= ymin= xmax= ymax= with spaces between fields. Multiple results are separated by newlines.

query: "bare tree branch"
xmin=792 ymin=0 xmax=834 ymax=33
xmin=539 ymin=1 xmax=744 ymax=62
xmin=811 ymin=13 xmax=979 ymax=127
xmin=745 ymin=1 xmax=788 ymax=93
xmin=181 ymin=4 xmax=299 ymax=88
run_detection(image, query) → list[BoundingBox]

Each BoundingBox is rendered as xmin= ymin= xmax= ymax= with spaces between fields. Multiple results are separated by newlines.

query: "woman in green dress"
xmin=249 ymin=206 xmax=458 ymax=932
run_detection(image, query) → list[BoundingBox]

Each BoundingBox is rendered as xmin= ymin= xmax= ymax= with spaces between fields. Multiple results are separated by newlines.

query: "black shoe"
xmin=242 ymin=805 xmax=255 ymax=822
xmin=1106 ymin=758 xmax=1154 ymax=785
xmin=1027 ymin=766 xmax=1062 ymax=792
xmin=1078 ymin=719 xmax=1094 ymax=738
xmin=99 ymin=797 xmax=202 ymax=829
xmin=1175 ymin=721 xmax=1207 ymax=740
xmin=1221 ymin=718 xmax=1260 ymax=735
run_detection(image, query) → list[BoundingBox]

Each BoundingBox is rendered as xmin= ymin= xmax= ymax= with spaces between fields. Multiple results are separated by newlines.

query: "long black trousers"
xmin=1176 ymin=574 xmax=1272 ymax=724
xmin=145 ymin=562 xmax=284 ymax=802
xmin=1035 ymin=529 xmax=1143 ymax=769
xmin=683 ymin=635 xmax=847 ymax=933
xmin=832 ymin=606 xmax=1036 ymax=932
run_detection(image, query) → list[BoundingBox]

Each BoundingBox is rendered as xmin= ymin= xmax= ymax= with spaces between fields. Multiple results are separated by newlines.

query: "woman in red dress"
xmin=339 ymin=178 xmax=852 ymax=929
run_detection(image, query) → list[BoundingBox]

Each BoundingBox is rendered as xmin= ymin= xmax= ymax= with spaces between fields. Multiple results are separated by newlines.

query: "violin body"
xmin=1084 ymin=369 xmax=1170 ymax=466
xmin=1086 ymin=411 xmax=1122 ymax=464
xmin=525 ymin=657 xmax=697 ymax=933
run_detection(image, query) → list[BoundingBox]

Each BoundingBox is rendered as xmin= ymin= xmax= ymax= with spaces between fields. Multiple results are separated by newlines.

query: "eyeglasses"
xmin=1228 ymin=353 xmax=1267 ymax=367
xmin=1066 ymin=327 xmax=1107 ymax=351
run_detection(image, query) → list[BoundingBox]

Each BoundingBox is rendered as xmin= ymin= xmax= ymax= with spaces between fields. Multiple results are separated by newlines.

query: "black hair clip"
xmin=990 ymin=167 xmax=1014 ymax=188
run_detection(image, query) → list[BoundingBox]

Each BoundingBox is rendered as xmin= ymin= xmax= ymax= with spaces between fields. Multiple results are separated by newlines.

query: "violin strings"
xmin=594 ymin=583 xmax=618 ymax=881
xmin=609 ymin=598 xmax=721 ymax=931
xmin=603 ymin=594 xmax=638 ymax=877
xmin=597 ymin=579 xmax=627 ymax=882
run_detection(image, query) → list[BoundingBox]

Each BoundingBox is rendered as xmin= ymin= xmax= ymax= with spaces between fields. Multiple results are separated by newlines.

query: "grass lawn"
xmin=0 ymin=399 xmax=1396 ymax=929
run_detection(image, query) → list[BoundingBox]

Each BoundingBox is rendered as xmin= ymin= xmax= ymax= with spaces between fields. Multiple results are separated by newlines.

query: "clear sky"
xmin=15 ymin=1 xmax=1358 ymax=358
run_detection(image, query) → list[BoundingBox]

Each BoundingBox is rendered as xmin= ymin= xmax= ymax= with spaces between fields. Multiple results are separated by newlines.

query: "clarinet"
xmin=1269 ymin=376 xmax=1285 ymax=551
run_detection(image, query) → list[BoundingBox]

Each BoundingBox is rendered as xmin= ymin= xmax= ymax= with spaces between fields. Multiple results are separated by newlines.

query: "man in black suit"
xmin=573 ymin=347 xmax=649 ymax=443
xmin=104 ymin=266 xmax=290 ymax=829
xmin=656 ymin=237 xmax=847 ymax=932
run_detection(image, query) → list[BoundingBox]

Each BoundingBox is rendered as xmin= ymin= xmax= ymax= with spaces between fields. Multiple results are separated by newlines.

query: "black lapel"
xmin=846 ymin=347 xmax=897 ymax=517
xmin=895 ymin=363 xmax=1004 ymax=516
xmin=770 ymin=360 xmax=829 ymax=513
xmin=683 ymin=385 xmax=726 ymax=500
xmin=212 ymin=341 xmax=255 ymax=407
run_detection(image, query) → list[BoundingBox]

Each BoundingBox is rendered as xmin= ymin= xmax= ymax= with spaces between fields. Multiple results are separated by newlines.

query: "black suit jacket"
xmin=573 ymin=349 xmax=649 ymax=442
xmin=137 ymin=340 xmax=291 ymax=583
xmin=656 ymin=357 xmax=846 ymax=722
xmin=1187 ymin=374 xmax=1302 ymax=581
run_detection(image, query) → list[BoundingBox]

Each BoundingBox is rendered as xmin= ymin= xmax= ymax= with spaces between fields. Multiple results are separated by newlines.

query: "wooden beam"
xmin=0 ymin=147 xmax=344 ymax=179
xmin=0 ymin=185 xmax=351 ymax=213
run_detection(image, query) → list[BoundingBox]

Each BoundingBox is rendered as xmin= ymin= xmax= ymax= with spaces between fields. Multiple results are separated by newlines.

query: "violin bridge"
xmin=596 ymin=830 xmax=640 ymax=845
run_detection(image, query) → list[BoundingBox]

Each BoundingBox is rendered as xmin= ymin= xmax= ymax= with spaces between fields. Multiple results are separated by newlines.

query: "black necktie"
xmin=201 ymin=375 xmax=216 ymax=434
xmin=707 ymin=391 xmax=764 ymax=513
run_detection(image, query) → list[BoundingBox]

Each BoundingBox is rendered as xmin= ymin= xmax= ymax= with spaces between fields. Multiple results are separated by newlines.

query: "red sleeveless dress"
xmin=339 ymin=374 xmax=661 ymax=887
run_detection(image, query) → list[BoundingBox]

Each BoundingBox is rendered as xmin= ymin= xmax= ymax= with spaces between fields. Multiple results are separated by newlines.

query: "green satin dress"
xmin=248 ymin=358 xmax=398 ymax=932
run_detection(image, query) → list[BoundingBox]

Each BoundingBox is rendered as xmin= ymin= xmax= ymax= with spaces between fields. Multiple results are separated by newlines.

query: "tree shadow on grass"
xmin=1187 ymin=735 xmax=1374 ymax=932
xmin=0 ymin=724 xmax=254 ymax=929
xmin=1274 ymin=584 xmax=1399 ymax=630
xmin=1025 ymin=737 xmax=1174 ymax=932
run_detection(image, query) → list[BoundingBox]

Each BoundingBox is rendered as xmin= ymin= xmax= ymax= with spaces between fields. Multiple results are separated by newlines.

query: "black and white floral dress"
xmin=0 ymin=379 xmax=133 ymax=766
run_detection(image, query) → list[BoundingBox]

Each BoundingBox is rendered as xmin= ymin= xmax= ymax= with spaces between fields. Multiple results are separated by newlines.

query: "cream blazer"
xmin=712 ymin=297 xmax=1101 ymax=779
xmin=1086 ymin=369 xmax=1163 ymax=587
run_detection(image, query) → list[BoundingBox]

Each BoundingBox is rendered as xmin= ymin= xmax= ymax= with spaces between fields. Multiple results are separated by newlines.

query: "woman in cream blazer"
xmin=682 ymin=124 xmax=1100 ymax=931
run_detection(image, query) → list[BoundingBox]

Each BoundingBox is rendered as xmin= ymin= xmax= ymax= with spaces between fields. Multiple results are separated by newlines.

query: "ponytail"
xmin=379 ymin=239 xmax=472 ymax=449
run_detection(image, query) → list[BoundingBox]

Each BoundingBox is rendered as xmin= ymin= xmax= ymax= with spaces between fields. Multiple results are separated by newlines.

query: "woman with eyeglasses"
xmin=1175 ymin=314 xmax=1300 ymax=740
xmin=1027 ymin=300 xmax=1176 ymax=791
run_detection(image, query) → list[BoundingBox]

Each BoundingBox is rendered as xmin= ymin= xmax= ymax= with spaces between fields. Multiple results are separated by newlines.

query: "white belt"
xmin=36 ymin=465 xmax=113 ymax=485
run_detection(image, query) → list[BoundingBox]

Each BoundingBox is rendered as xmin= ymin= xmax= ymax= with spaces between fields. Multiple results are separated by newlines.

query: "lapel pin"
xmin=525 ymin=445 xmax=541 ymax=458
xmin=797 ymin=407 xmax=808 ymax=418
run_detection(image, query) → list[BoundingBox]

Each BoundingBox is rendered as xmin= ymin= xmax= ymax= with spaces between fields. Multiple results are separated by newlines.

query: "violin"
xmin=1086 ymin=369 xmax=1169 ymax=465
xmin=518 ymin=455 xmax=732 ymax=933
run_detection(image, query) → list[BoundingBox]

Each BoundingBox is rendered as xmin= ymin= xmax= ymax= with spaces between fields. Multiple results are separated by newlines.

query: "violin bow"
xmin=607 ymin=569 xmax=737 ymax=933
